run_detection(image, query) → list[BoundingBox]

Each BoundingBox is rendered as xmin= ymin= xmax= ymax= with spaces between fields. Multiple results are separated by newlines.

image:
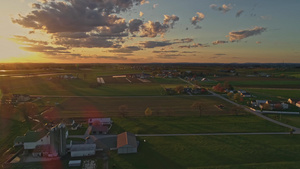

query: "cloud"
xmin=228 ymin=27 xmax=267 ymax=42
xmin=153 ymin=4 xmax=158 ymax=9
xmin=20 ymin=44 xmax=69 ymax=55
xmin=157 ymin=54 xmax=181 ymax=59
xmin=179 ymin=43 xmax=209 ymax=48
xmin=140 ymin=41 xmax=173 ymax=48
xmin=11 ymin=35 xmax=48 ymax=45
xmin=108 ymin=46 xmax=141 ymax=53
xmin=260 ymin=15 xmax=272 ymax=20
xmin=128 ymin=19 xmax=144 ymax=34
xmin=153 ymin=50 xmax=179 ymax=53
xmin=236 ymin=10 xmax=244 ymax=17
xmin=163 ymin=15 xmax=179 ymax=28
xmin=191 ymin=12 xmax=205 ymax=26
xmin=182 ymin=51 xmax=197 ymax=54
xmin=54 ymin=36 xmax=117 ymax=48
xmin=140 ymin=21 xmax=169 ymax=37
xmin=212 ymin=40 xmax=228 ymax=45
xmin=139 ymin=11 xmax=144 ymax=17
xmin=173 ymin=38 xmax=194 ymax=43
xmin=31 ymin=3 xmax=41 ymax=9
xmin=256 ymin=41 xmax=262 ymax=44
xmin=141 ymin=0 xmax=149 ymax=5
xmin=215 ymin=53 xmax=226 ymax=56
xmin=11 ymin=0 xmax=148 ymax=49
xmin=210 ymin=4 xmax=232 ymax=13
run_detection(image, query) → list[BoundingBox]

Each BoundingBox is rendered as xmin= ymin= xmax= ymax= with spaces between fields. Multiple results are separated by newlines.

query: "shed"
xmin=117 ymin=132 xmax=138 ymax=154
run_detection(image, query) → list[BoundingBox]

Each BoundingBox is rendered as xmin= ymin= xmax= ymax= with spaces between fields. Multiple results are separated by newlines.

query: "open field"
xmin=109 ymin=135 xmax=300 ymax=169
xmin=214 ymin=77 xmax=300 ymax=88
xmin=110 ymin=116 xmax=288 ymax=134
xmin=266 ymin=114 xmax=300 ymax=128
xmin=244 ymin=88 xmax=300 ymax=100
xmin=42 ymin=96 xmax=240 ymax=119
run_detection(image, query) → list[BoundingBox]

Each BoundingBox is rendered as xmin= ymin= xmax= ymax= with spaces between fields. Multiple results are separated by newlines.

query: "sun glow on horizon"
xmin=0 ymin=37 xmax=37 ymax=62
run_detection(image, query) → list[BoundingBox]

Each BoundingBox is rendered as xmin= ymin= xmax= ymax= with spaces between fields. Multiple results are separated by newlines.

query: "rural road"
xmin=136 ymin=132 xmax=293 ymax=137
xmin=178 ymin=77 xmax=300 ymax=134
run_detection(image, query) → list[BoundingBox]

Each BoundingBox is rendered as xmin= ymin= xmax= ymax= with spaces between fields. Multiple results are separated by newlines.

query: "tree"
xmin=119 ymin=105 xmax=128 ymax=118
xmin=227 ymin=92 xmax=233 ymax=99
xmin=145 ymin=107 xmax=152 ymax=116
xmin=224 ymin=81 xmax=234 ymax=90
xmin=234 ymin=93 xmax=241 ymax=102
xmin=16 ymin=102 xmax=38 ymax=129
xmin=192 ymin=102 xmax=203 ymax=116
xmin=174 ymin=85 xmax=184 ymax=94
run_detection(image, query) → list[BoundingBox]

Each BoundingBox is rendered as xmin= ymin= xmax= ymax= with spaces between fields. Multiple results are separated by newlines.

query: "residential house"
xmin=261 ymin=101 xmax=289 ymax=110
xmin=117 ymin=132 xmax=138 ymax=154
xmin=88 ymin=118 xmax=112 ymax=126
xmin=251 ymin=100 xmax=268 ymax=107
xmin=288 ymin=98 xmax=300 ymax=105
xmin=241 ymin=92 xmax=251 ymax=98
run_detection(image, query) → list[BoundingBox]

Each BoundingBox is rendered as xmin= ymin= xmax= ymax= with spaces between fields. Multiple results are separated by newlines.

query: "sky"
xmin=0 ymin=0 xmax=299 ymax=63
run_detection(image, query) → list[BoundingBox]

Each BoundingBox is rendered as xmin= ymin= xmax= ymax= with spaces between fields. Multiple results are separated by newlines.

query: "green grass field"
xmin=244 ymin=88 xmax=300 ymax=100
xmin=214 ymin=77 xmax=300 ymax=88
xmin=110 ymin=115 xmax=288 ymax=134
xmin=266 ymin=114 xmax=300 ymax=128
xmin=42 ymin=96 xmax=240 ymax=119
xmin=109 ymin=135 xmax=300 ymax=169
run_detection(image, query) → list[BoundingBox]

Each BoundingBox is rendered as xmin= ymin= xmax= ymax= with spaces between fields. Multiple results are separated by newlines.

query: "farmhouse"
xmin=117 ymin=132 xmax=138 ymax=154
xmin=88 ymin=118 xmax=112 ymax=126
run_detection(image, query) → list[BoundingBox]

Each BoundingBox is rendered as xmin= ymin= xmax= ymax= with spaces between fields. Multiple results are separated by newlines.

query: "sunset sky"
xmin=0 ymin=0 xmax=299 ymax=63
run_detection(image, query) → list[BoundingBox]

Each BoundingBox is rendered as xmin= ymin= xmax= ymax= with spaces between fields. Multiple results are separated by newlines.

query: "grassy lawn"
xmin=110 ymin=115 xmax=288 ymax=134
xmin=266 ymin=114 xmax=300 ymax=128
xmin=42 ymin=96 xmax=241 ymax=119
xmin=109 ymin=135 xmax=300 ymax=169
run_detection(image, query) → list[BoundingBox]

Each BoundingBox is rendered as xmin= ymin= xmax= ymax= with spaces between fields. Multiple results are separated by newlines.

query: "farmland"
xmin=109 ymin=135 xmax=300 ymax=169
xmin=42 ymin=96 xmax=241 ymax=118
xmin=1 ymin=64 xmax=300 ymax=169
xmin=214 ymin=77 xmax=300 ymax=88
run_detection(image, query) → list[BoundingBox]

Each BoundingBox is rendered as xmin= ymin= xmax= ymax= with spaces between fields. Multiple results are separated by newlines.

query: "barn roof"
xmin=117 ymin=132 xmax=137 ymax=148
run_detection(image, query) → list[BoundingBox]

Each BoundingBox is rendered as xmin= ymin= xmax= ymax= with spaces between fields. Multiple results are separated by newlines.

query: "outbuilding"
xmin=117 ymin=132 xmax=138 ymax=154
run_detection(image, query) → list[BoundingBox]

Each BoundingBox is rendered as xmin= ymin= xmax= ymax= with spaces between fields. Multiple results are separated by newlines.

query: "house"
xmin=88 ymin=118 xmax=112 ymax=126
xmin=261 ymin=101 xmax=289 ymax=110
xmin=251 ymin=100 xmax=268 ymax=107
xmin=288 ymin=98 xmax=300 ymax=105
xmin=117 ymin=132 xmax=138 ymax=154
xmin=237 ymin=90 xmax=247 ymax=94
xmin=296 ymin=101 xmax=300 ymax=108
xmin=91 ymin=124 xmax=109 ymax=135
xmin=241 ymin=92 xmax=251 ymax=98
